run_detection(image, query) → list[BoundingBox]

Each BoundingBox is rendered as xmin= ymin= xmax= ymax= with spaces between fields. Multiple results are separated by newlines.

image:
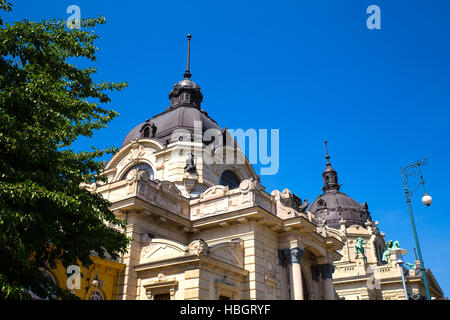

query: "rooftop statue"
xmin=382 ymin=240 xmax=400 ymax=264
xmin=298 ymin=199 xmax=310 ymax=212
xmin=355 ymin=237 xmax=367 ymax=261
xmin=184 ymin=152 xmax=197 ymax=174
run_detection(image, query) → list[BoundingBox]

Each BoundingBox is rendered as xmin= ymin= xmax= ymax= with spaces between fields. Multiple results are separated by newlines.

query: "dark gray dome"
xmin=122 ymin=74 xmax=224 ymax=147
xmin=309 ymin=190 xmax=372 ymax=229
xmin=122 ymin=106 xmax=222 ymax=147
xmin=309 ymin=140 xmax=372 ymax=229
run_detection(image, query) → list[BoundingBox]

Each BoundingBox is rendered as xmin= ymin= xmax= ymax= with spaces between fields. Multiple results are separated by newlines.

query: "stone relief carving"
xmin=239 ymin=178 xmax=256 ymax=204
xmin=183 ymin=176 xmax=197 ymax=194
xmin=239 ymin=178 xmax=256 ymax=194
xmin=150 ymin=273 xmax=172 ymax=284
xmin=185 ymin=239 xmax=209 ymax=256
xmin=200 ymin=185 xmax=229 ymax=200
xmin=127 ymin=139 xmax=145 ymax=162
xmin=209 ymin=241 xmax=244 ymax=268
xmin=265 ymin=254 xmax=277 ymax=279
xmin=140 ymin=241 xmax=186 ymax=263
xmin=157 ymin=181 xmax=182 ymax=198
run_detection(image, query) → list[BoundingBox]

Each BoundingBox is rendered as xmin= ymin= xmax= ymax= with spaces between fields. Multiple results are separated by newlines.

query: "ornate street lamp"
xmin=401 ymin=158 xmax=432 ymax=300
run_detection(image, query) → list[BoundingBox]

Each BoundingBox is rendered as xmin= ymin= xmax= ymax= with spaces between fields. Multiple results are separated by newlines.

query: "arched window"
xmin=140 ymin=122 xmax=157 ymax=138
xmin=122 ymin=163 xmax=154 ymax=180
xmin=219 ymin=170 xmax=241 ymax=189
xmin=88 ymin=289 xmax=104 ymax=300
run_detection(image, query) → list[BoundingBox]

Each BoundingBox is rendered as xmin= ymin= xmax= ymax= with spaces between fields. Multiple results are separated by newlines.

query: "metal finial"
xmin=184 ymin=34 xmax=192 ymax=79
xmin=324 ymin=140 xmax=331 ymax=166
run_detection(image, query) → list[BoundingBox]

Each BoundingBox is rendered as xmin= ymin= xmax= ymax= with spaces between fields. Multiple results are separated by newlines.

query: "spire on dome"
xmin=184 ymin=34 xmax=192 ymax=79
xmin=325 ymin=140 xmax=331 ymax=167
xmin=168 ymin=34 xmax=203 ymax=109
xmin=322 ymin=140 xmax=340 ymax=192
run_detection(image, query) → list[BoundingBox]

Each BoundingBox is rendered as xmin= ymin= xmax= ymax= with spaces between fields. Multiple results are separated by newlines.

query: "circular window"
xmin=89 ymin=289 xmax=104 ymax=300
xmin=122 ymin=163 xmax=154 ymax=180
xmin=219 ymin=170 xmax=241 ymax=189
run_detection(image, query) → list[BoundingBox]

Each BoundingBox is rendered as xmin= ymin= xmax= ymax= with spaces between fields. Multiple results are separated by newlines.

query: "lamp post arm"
xmin=401 ymin=160 xmax=432 ymax=300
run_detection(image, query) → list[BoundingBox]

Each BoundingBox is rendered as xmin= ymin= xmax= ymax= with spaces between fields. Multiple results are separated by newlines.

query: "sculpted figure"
xmin=298 ymin=199 xmax=309 ymax=212
xmin=184 ymin=152 xmax=196 ymax=174
xmin=355 ymin=237 xmax=367 ymax=261
xmin=382 ymin=240 xmax=401 ymax=264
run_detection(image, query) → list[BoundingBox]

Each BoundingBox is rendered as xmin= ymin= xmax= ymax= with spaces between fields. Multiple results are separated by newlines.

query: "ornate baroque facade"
xmin=84 ymin=49 xmax=345 ymax=300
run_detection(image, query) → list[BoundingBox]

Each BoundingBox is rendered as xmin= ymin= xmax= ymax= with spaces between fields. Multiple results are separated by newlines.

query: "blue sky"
xmin=5 ymin=0 xmax=450 ymax=296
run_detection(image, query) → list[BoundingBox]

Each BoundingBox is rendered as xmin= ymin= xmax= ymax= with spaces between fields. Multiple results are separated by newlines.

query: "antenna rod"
xmin=184 ymin=34 xmax=192 ymax=79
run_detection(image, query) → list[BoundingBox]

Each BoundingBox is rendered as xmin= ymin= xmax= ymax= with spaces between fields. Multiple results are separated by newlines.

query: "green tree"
xmin=0 ymin=1 xmax=130 ymax=299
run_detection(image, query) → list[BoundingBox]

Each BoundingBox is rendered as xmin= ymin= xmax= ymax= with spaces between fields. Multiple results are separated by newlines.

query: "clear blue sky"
xmin=5 ymin=0 xmax=450 ymax=296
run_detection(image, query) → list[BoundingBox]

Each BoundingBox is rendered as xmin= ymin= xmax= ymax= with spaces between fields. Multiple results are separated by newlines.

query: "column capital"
xmin=290 ymin=247 xmax=304 ymax=264
xmin=318 ymin=263 xmax=335 ymax=280
xmin=278 ymin=247 xmax=304 ymax=266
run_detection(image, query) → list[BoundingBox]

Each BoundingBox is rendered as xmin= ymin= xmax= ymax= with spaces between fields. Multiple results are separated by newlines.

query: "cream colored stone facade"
xmin=89 ymin=135 xmax=345 ymax=300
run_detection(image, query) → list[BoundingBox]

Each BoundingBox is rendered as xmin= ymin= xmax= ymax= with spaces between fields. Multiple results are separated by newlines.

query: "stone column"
xmin=120 ymin=211 xmax=141 ymax=300
xmin=319 ymin=263 xmax=335 ymax=300
xmin=289 ymin=247 xmax=304 ymax=300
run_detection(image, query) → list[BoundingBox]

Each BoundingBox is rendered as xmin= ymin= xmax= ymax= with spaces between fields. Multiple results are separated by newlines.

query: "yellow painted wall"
xmin=48 ymin=255 xmax=125 ymax=300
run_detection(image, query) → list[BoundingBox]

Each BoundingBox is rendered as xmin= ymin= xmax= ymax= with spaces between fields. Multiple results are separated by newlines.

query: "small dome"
xmin=309 ymin=141 xmax=372 ymax=229
xmin=309 ymin=190 xmax=371 ymax=229
xmin=323 ymin=166 xmax=336 ymax=174
xmin=177 ymin=79 xmax=199 ymax=88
